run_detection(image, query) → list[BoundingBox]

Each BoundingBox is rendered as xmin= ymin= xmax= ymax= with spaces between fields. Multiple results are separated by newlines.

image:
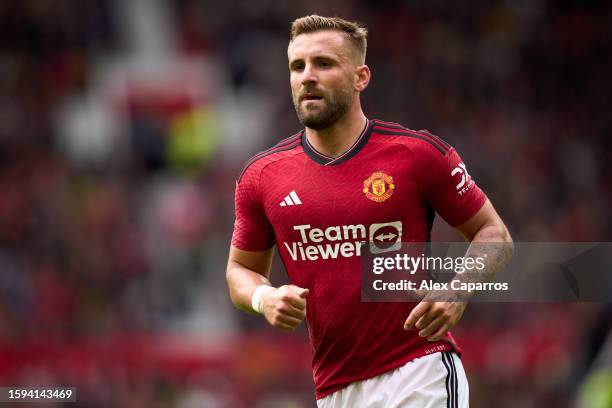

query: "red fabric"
xmin=232 ymin=119 xmax=487 ymax=398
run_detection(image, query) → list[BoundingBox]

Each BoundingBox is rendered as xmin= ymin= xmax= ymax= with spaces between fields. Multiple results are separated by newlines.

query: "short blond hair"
xmin=289 ymin=15 xmax=368 ymax=64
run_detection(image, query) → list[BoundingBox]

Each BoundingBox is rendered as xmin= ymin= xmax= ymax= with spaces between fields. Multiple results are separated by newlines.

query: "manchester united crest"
xmin=363 ymin=171 xmax=395 ymax=202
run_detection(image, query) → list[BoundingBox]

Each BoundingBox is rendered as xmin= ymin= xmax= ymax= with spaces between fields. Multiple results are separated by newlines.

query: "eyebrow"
xmin=289 ymin=53 xmax=340 ymax=65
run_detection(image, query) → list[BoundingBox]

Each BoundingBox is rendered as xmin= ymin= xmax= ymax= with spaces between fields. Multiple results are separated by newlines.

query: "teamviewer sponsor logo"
xmin=283 ymin=221 xmax=403 ymax=261
xmin=369 ymin=221 xmax=402 ymax=254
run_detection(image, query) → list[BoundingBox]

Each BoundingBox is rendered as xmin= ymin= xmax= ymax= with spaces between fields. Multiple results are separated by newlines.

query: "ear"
xmin=354 ymin=65 xmax=371 ymax=92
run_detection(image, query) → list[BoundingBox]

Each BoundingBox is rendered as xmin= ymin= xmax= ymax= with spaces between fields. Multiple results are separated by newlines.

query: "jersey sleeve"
xmin=231 ymin=167 xmax=275 ymax=251
xmin=418 ymin=144 xmax=487 ymax=227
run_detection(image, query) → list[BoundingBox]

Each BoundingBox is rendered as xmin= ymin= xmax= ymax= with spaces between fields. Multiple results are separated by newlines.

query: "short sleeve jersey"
xmin=232 ymin=119 xmax=487 ymax=399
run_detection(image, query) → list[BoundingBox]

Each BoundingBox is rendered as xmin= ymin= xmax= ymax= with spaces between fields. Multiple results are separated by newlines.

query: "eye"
xmin=290 ymin=62 xmax=305 ymax=72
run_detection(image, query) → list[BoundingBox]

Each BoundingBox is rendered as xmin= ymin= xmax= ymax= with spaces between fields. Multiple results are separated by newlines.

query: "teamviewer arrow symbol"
xmin=376 ymin=232 xmax=397 ymax=241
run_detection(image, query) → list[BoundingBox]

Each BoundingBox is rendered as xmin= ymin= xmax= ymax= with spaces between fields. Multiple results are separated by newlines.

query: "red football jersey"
xmin=232 ymin=119 xmax=487 ymax=399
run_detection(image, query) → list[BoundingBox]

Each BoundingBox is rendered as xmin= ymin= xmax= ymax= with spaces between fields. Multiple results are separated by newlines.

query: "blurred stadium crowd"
xmin=0 ymin=0 xmax=611 ymax=406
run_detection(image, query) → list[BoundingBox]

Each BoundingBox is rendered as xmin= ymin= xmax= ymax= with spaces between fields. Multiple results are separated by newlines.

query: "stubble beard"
xmin=293 ymin=88 xmax=353 ymax=130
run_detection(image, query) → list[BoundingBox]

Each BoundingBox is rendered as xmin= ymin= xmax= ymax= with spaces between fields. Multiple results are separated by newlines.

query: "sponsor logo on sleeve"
xmin=451 ymin=163 xmax=473 ymax=196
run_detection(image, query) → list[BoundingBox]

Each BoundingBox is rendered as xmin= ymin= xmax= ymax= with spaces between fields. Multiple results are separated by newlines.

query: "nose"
xmin=301 ymin=63 xmax=318 ymax=86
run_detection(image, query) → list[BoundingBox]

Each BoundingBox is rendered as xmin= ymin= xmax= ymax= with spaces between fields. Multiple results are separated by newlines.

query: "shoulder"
xmin=370 ymin=119 xmax=453 ymax=157
xmin=237 ymin=130 xmax=304 ymax=184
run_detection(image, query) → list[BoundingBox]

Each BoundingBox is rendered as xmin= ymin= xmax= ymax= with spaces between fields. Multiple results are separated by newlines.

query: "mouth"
xmin=301 ymin=94 xmax=323 ymax=102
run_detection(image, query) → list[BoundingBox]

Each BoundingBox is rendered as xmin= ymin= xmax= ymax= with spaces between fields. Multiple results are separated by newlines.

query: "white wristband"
xmin=251 ymin=285 xmax=274 ymax=314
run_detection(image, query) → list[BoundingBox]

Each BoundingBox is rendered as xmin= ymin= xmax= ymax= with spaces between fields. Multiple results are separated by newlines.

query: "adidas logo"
xmin=280 ymin=191 xmax=302 ymax=207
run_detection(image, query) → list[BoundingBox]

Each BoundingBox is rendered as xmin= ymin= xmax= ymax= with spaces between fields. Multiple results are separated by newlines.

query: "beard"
xmin=293 ymin=87 xmax=353 ymax=130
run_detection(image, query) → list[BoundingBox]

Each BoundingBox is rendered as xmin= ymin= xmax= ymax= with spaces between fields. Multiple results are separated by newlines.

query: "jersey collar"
xmin=302 ymin=119 xmax=373 ymax=166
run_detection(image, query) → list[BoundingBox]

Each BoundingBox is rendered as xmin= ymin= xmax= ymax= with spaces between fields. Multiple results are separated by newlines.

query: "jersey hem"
xmin=314 ymin=341 xmax=456 ymax=400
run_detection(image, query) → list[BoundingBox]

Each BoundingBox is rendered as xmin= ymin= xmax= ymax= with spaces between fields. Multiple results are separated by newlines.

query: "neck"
xmin=304 ymin=105 xmax=367 ymax=158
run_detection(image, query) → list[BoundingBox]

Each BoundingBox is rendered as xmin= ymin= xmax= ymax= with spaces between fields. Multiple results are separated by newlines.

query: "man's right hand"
xmin=261 ymin=285 xmax=309 ymax=331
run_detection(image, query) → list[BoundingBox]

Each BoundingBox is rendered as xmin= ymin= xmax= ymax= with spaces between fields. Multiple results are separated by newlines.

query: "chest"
xmin=260 ymin=150 xmax=429 ymax=245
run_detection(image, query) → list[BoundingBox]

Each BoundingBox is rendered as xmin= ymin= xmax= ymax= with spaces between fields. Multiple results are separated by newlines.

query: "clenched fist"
xmin=261 ymin=285 xmax=309 ymax=331
xmin=404 ymin=295 xmax=467 ymax=342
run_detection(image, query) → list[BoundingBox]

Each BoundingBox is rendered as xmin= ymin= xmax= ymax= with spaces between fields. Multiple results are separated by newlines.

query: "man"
xmin=227 ymin=15 xmax=513 ymax=407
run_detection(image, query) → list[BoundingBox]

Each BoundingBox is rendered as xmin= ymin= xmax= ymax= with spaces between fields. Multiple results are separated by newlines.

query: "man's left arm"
xmin=404 ymin=199 xmax=513 ymax=340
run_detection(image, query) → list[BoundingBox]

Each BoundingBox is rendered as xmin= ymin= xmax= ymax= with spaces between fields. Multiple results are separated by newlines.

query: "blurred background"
xmin=1 ymin=0 xmax=611 ymax=406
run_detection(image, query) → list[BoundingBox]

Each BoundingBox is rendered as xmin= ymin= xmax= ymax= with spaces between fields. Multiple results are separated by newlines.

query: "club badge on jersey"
xmin=363 ymin=171 xmax=395 ymax=202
